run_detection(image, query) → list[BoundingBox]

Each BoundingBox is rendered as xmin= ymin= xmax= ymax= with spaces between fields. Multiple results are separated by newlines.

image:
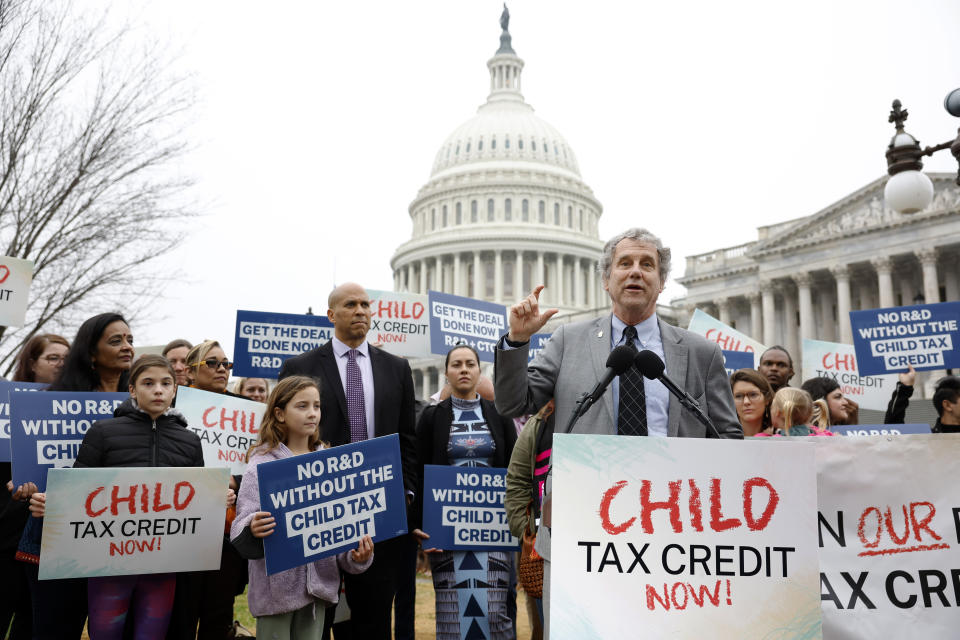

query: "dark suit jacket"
xmin=412 ymin=397 xmax=518 ymax=528
xmin=278 ymin=341 xmax=418 ymax=495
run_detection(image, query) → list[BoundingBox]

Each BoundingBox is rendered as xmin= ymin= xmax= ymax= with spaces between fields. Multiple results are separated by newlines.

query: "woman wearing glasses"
xmin=167 ymin=339 xmax=248 ymax=640
xmin=12 ymin=334 xmax=70 ymax=385
xmin=729 ymin=368 xmax=773 ymax=437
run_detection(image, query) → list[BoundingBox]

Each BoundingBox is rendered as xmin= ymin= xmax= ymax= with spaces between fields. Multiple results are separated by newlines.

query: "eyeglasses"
xmin=733 ymin=391 xmax=764 ymax=403
xmin=41 ymin=354 xmax=65 ymax=364
xmin=192 ymin=359 xmax=233 ymax=371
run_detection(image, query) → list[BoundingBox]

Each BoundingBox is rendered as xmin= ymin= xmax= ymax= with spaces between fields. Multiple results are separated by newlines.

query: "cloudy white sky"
xmin=125 ymin=0 xmax=960 ymax=349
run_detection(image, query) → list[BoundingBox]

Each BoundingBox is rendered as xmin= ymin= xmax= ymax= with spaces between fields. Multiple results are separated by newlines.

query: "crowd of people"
xmin=1 ymin=226 xmax=957 ymax=640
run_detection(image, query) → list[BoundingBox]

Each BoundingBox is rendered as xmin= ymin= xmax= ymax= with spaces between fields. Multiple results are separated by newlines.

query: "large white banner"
xmin=176 ymin=386 xmax=265 ymax=474
xmin=551 ymin=434 xmax=821 ymax=638
xmin=40 ymin=467 xmax=229 ymax=579
xmin=0 ymin=256 xmax=34 ymax=328
xmin=815 ymin=434 xmax=960 ymax=639
xmin=802 ymin=339 xmax=899 ymax=411
xmin=366 ymin=289 xmax=431 ymax=358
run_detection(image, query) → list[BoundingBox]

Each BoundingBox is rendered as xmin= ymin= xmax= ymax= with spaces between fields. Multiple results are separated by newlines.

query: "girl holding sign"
xmin=29 ymin=354 xmax=208 ymax=639
xmin=412 ymin=345 xmax=518 ymax=640
xmin=231 ymin=375 xmax=373 ymax=639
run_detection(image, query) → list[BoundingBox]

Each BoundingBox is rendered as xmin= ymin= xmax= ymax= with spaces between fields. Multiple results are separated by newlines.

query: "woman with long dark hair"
xmin=412 ymin=344 xmax=518 ymax=640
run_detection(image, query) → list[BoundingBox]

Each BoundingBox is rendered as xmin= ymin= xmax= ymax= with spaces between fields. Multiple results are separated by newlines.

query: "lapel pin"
xmin=597 ymin=330 xmax=603 ymax=338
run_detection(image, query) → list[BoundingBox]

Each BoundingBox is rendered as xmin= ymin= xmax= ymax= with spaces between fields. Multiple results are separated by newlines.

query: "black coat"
xmin=278 ymin=341 xmax=418 ymax=494
xmin=74 ymin=399 xmax=204 ymax=469
xmin=412 ymin=397 xmax=518 ymax=528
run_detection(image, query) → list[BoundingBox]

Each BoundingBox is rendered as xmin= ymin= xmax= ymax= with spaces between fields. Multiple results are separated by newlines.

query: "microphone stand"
xmin=563 ymin=391 xmax=592 ymax=434
xmin=656 ymin=375 xmax=722 ymax=439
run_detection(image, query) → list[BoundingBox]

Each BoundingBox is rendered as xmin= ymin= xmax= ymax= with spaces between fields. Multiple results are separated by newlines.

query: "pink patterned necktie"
xmin=346 ymin=349 xmax=367 ymax=442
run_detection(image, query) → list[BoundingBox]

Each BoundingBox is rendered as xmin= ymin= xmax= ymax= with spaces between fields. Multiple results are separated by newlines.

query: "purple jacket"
xmin=230 ymin=443 xmax=372 ymax=618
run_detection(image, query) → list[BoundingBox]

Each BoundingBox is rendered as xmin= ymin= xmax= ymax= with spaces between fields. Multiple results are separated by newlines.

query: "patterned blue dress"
xmin=429 ymin=395 xmax=514 ymax=640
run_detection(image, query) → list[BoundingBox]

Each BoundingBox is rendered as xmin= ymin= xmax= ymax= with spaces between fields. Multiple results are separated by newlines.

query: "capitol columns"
xmin=494 ymin=250 xmax=503 ymax=302
xmin=871 ymin=257 xmax=895 ymax=309
xmin=514 ymin=251 xmax=524 ymax=299
xmin=404 ymin=264 xmax=412 ymax=292
xmin=573 ymin=257 xmax=584 ymax=307
xmin=831 ymin=265 xmax=853 ymax=344
xmin=714 ymin=298 xmax=731 ymax=325
xmin=760 ymin=280 xmax=776 ymax=346
xmin=419 ymin=260 xmax=428 ymax=294
xmin=781 ymin=283 xmax=798 ymax=359
xmin=555 ymin=255 xmax=565 ymax=306
xmin=748 ymin=292 xmax=762 ymax=343
xmin=453 ymin=253 xmax=462 ymax=296
xmin=916 ymin=248 xmax=941 ymax=304
xmin=586 ymin=261 xmax=597 ymax=310
xmin=434 ymin=256 xmax=442 ymax=291
xmin=793 ymin=273 xmax=814 ymax=342
xmin=472 ymin=252 xmax=482 ymax=298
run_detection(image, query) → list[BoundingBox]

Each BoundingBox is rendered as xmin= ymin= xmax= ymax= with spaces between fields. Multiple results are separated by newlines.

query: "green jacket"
xmin=505 ymin=406 xmax=551 ymax=539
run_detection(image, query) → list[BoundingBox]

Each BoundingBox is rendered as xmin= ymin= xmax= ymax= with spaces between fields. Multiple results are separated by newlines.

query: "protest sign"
xmin=551 ymin=434 xmax=820 ymax=639
xmin=0 ymin=256 xmax=34 ymax=328
xmin=0 ymin=381 xmax=46 ymax=462
xmin=428 ymin=291 xmax=507 ymax=363
xmin=233 ymin=310 xmax=334 ymax=378
xmin=366 ymin=289 xmax=431 ymax=358
xmin=421 ymin=465 xmax=519 ymax=552
xmin=814 ymin=435 xmax=960 ymax=638
xmin=39 ymin=466 xmax=229 ymax=580
xmin=258 ymin=434 xmax=407 ymax=574
xmin=9 ymin=391 xmax=126 ymax=490
xmin=850 ymin=302 xmax=960 ymax=375
xmin=721 ymin=350 xmax=753 ymax=376
xmin=176 ymin=386 xmax=264 ymax=474
xmin=687 ymin=309 xmax=763 ymax=363
xmin=802 ymin=338 xmax=898 ymax=411
xmin=831 ymin=424 xmax=930 ymax=436
xmin=528 ymin=333 xmax=552 ymax=364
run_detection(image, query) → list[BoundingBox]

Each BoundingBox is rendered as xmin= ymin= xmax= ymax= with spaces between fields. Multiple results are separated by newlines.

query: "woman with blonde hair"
xmin=766 ymin=387 xmax=834 ymax=437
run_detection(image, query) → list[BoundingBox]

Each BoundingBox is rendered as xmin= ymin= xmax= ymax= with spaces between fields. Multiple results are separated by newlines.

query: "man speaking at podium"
xmin=494 ymin=228 xmax=742 ymax=634
xmin=495 ymin=227 xmax=742 ymax=439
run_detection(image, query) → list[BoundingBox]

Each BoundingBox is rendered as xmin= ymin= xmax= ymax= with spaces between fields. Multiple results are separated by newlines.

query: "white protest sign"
xmin=366 ymin=289 xmax=431 ymax=358
xmin=176 ymin=386 xmax=264 ymax=473
xmin=551 ymin=435 xmax=821 ymax=638
xmin=687 ymin=309 xmax=764 ymax=363
xmin=39 ymin=466 xmax=229 ymax=579
xmin=815 ymin=435 xmax=960 ymax=638
xmin=0 ymin=256 xmax=34 ymax=327
xmin=802 ymin=339 xmax=898 ymax=411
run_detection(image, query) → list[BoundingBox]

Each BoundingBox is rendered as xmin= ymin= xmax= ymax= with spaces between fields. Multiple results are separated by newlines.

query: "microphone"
xmin=634 ymin=350 xmax=722 ymax=438
xmin=563 ymin=345 xmax=636 ymax=433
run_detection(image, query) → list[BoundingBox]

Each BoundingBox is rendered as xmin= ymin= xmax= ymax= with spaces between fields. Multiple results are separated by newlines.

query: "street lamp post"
xmin=884 ymin=91 xmax=960 ymax=214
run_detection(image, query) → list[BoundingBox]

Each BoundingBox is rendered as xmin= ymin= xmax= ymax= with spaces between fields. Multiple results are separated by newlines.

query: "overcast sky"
xmin=124 ymin=0 xmax=960 ymax=350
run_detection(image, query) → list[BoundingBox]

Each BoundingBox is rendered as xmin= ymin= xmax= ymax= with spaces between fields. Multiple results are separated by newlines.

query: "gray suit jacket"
xmin=494 ymin=315 xmax=742 ymax=438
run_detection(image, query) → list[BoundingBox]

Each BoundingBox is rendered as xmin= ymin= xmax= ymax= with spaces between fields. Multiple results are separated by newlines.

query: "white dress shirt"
xmin=611 ymin=313 xmax=670 ymax=437
xmin=330 ymin=336 xmax=375 ymax=440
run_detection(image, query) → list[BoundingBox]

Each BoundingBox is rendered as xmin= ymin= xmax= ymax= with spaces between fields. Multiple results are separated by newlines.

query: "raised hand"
xmin=899 ymin=364 xmax=916 ymax=387
xmin=508 ymin=285 xmax=559 ymax=343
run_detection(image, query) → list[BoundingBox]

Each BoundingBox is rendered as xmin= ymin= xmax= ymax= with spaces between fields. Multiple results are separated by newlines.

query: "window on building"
xmin=492 ymin=137 xmax=497 ymax=150
xmin=471 ymin=200 xmax=478 ymax=222
xmin=567 ymin=206 xmax=572 ymax=227
xmin=442 ymin=205 xmax=448 ymax=227
xmin=478 ymin=138 xmax=483 ymax=151
xmin=532 ymin=140 xmax=537 ymax=151
xmin=578 ymin=209 xmax=583 ymax=230
xmin=518 ymin=137 xmax=524 ymax=150
xmin=554 ymin=203 xmax=560 ymax=225
xmin=505 ymin=136 xmax=510 ymax=149
xmin=538 ymin=200 xmax=545 ymax=223
xmin=487 ymin=199 xmax=495 ymax=222
xmin=522 ymin=199 xmax=529 ymax=221
xmin=485 ymin=261 xmax=495 ymax=298
xmin=504 ymin=198 xmax=512 ymax=221
xmin=466 ymin=141 xmax=471 ymax=153
xmin=455 ymin=144 xmax=459 ymax=156
xmin=504 ymin=262 xmax=514 ymax=298
xmin=456 ymin=202 xmax=462 ymax=224
xmin=431 ymin=208 xmax=436 ymax=229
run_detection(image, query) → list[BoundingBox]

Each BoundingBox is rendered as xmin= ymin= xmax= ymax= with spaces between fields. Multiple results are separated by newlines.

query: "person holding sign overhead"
xmin=494 ymin=229 xmax=741 ymax=636
xmin=278 ymin=282 xmax=417 ymax=640
xmin=412 ymin=344 xmax=518 ymax=640
xmin=31 ymin=355 xmax=206 ymax=639
xmin=230 ymin=375 xmax=373 ymax=639
xmin=18 ymin=313 xmax=133 ymax=640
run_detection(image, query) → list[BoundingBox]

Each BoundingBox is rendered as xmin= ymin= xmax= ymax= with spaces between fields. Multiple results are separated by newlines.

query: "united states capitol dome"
xmin=391 ymin=6 xmax=604 ymax=318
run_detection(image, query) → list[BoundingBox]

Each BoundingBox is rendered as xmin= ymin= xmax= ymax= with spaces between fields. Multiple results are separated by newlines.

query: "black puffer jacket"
xmin=74 ymin=399 xmax=204 ymax=469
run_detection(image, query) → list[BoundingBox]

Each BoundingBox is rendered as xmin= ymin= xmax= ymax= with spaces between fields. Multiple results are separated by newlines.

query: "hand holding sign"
xmin=350 ymin=535 xmax=374 ymax=564
xmin=509 ymin=286 xmax=558 ymax=343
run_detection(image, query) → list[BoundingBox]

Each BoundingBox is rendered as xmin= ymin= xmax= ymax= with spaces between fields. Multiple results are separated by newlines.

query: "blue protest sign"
xmin=0 ymin=381 xmax=47 ymax=463
xmin=9 ymin=391 xmax=126 ymax=490
xmin=428 ymin=291 xmax=507 ymax=363
xmin=233 ymin=310 xmax=334 ymax=378
xmin=831 ymin=424 xmax=930 ymax=436
xmin=422 ymin=465 xmax=519 ymax=551
xmin=257 ymin=434 xmax=407 ymax=575
xmin=528 ymin=333 xmax=552 ymax=364
xmin=722 ymin=350 xmax=754 ymax=376
xmin=850 ymin=302 xmax=960 ymax=375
